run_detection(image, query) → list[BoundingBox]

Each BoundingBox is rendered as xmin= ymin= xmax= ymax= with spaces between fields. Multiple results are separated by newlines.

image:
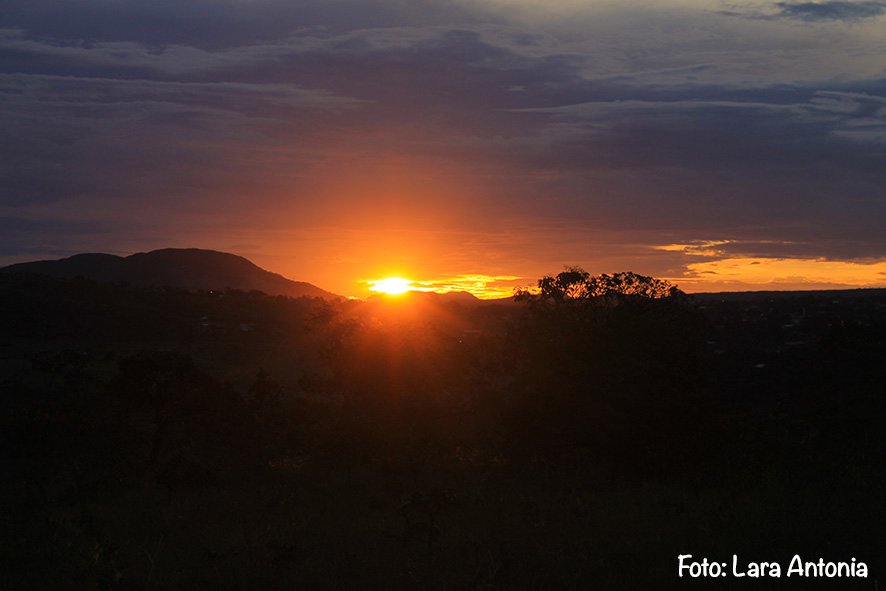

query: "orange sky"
xmin=211 ymin=229 xmax=886 ymax=299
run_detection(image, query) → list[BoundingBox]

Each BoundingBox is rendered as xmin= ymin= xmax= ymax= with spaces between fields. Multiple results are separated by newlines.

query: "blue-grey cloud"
xmin=774 ymin=0 xmax=886 ymax=21
xmin=1 ymin=0 xmax=485 ymax=47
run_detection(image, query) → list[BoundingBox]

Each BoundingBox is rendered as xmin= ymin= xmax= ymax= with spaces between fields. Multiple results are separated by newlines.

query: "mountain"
xmin=367 ymin=290 xmax=484 ymax=305
xmin=0 ymin=248 xmax=340 ymax=300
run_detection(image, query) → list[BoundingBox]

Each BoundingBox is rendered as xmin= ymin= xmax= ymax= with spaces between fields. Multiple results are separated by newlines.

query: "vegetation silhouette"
xmin=516 ymin=267 xmax=683 ymax=303
xmin=505 ymin=268 xmax=712 ymax=478
xmin=0 ymin=268 xmax=883 ymax=589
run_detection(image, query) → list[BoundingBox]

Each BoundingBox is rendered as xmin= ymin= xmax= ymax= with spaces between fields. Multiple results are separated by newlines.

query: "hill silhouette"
xmin=367 ymin=289 xmax=483 ymax=306
xmin=0 ymin=248 xmax=340 ymax=300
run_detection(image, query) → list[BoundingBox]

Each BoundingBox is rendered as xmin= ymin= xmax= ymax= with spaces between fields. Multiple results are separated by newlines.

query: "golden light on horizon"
xmin=679 ymin=257 xmax=886 ymax=290
xmin=363 ymin=273 xmax=524 ymax=299
xmin=368 ymin=277 xmax=414 ymax=295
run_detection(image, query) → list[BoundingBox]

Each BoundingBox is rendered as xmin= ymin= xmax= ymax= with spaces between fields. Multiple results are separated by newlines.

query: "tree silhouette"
xmin=506 ymin=267 xmax=710 ymax=474
xmin=516 ymin=267 xmax=683 ymax=304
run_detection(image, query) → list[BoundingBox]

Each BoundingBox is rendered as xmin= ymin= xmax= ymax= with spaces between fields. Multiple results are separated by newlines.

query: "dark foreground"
xmin=1 ymin=275 xmax=884 ymax=589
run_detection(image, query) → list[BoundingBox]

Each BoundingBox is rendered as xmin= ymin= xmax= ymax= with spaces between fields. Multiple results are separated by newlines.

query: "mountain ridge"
xmin=0 ymin=248 xmax=340 ymax=300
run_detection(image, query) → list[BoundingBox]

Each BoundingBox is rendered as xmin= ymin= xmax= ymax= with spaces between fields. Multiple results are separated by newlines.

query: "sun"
xmin=368 ymin=277 xmax=414 ymax=295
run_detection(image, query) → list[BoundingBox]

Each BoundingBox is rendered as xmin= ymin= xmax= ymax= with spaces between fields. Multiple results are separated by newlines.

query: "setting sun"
xmin=368 ymin=277 xmax=414 ymax=295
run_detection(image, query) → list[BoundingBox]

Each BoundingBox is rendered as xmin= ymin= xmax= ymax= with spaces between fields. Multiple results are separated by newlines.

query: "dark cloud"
xmin=1 ymin=0 xmax=485 ymax=48
xmin=0 ymin=25 xmax=592 ymax=209
xmin=713 ymin=239 xmax=886 ymax=261
xmin=774 ymin=1 xmax=886 ymax=21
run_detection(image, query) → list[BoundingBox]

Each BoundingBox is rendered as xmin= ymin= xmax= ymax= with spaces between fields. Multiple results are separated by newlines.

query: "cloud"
xmin=721 ymin=0 xmax=886 ymax=23
xmin=0 ymin=0 xmax=484 ymax=47
xmin=773 ymin=1 xmax=886 ymax=21
xmin=0 ymin=25 xmax=592 ymax=211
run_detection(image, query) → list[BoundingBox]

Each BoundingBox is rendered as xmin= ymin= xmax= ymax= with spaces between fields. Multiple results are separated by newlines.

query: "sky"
xmin=2 ymin=0 xmax=885 ymax=297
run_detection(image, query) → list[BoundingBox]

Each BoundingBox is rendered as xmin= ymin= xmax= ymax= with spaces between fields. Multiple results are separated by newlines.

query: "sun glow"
xmin=363 ymin=273 xmax=525 ymax=298
xmin=368 ymin=277 xmax=414 ymax=295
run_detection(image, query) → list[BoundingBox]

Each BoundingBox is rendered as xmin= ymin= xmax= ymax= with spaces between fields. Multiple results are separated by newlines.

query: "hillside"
xmin=0 ymin=248 xmax=340 ymax=300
